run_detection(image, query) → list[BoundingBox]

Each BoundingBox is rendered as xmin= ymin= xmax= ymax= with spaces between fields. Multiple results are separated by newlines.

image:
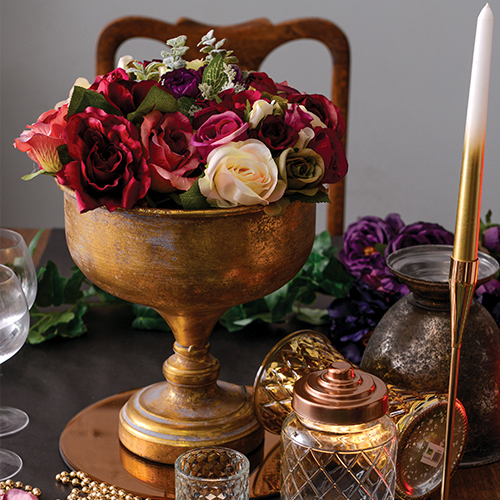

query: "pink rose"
xmin=56 ymin=107 xmax=150 ymax=212
xmin=141 ymin=111 xmax=201 ymax=193
xmin=191 ymin=110 xmax=249 ymax=161
xmin=284 ymin=104 xmax=314 ymax=132
xmin=14 ymin=106 xmax=68 ymax=173
xmin=308 ymin=127 xmax=348 ymax=184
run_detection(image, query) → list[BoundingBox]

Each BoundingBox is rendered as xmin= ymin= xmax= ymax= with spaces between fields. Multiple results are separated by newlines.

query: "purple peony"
xmin=160 ymin=68 xmax=202 ymax=99
xmin=483 ymin=226 xmax=500 ymax=253
xmin=385 ymin=221 xmax=454 ymax=257
xmin=339 ymin=214 xmax=403 ymax=279
xmin=327 ymin=279 xmax=405 ymax=364
xmin=363 ymin=268 xmax=410 ymax=295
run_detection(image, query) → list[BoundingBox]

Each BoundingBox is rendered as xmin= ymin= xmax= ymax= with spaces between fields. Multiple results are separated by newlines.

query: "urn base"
xmin=119 ymin=379 xmax=264 ymax=465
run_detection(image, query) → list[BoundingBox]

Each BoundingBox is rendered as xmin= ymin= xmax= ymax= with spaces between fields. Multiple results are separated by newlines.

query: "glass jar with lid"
xmin=281 ymin=361 xmax=397 ymax=500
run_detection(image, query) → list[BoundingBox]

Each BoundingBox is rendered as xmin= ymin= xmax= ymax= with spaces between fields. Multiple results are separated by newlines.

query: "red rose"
xmin=90 ymin=68 xmax=157 ymax=115
xmin=308 ymin=127 xmax=348 ymax=184
xmin=245 ymin=72 xmax=278 ymax=94
xmin=253 ymin=115 xmax=298 ymax=154
xmin=141 ymin=110 xmax=201 ymax=193
xmin=56 ymin=107 xmax=150 ymax=212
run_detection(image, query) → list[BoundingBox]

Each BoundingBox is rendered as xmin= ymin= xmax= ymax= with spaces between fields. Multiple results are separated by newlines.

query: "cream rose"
xmin=199 ymin=139 xmax=286 ymax=207
xmin=277 ymin=147 xmax=325 ymax=196
xmin=248 ymin=99 xmax=275 ymax=129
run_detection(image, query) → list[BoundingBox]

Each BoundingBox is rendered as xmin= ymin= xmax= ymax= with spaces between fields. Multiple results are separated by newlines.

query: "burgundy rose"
xmin=288 ymin=94 xmax=345 ymax=133
xmin=141 ymin=110 xmax=201 ymax=193
xmin=191 ymin=110 xmax=249 ymax=160
xmin=245 ymin=72 xmax=278 ymax=94
xmin=339 ymin=215 xmax=401 ymax=278
xmin=307 ymin=127 xmax=348 ymax=184
xmin=385 ymin=222 xmax=454 ymax=256
xmin=160 ymin=67 xmax=202 ymax=99
xmin=56 ymin=107 xmax=150 ymax=213
xmin=483 ymin=226 xmax=500 ymax=253
xmin=253 ymin=115 xmax=298 ymax=154
xmin=90 ymin=68 xmax=158 ymax=115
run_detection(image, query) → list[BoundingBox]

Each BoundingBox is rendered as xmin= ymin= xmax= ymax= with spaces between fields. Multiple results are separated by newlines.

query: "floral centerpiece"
xmin=14 ymin=31 xmax=347 ymax=215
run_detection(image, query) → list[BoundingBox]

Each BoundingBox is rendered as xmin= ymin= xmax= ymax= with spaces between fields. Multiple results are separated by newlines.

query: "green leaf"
xmin=295 ymin=306 xmax=330 ymax=325
xmin=35 ymin=260 xmax=66 ymax=307
xmin=178 ymin=180 xmax=211 ymax=210
xmin=201 ymin=54 xmax=228 ymax=96
xmin=126 ymin=86 xmax=178 ymax=125
xmin=57 ymin=144 xmax=74 ymax=166
xmin=131 ymin=304 xmax=170 ymax=331
xmin=28 ymin=229 xmax=45 ymax=258
xmin=63 ymin=267 xmax=86 ymax=303
xmin=287 ymin=190 xmax=331 ymax=205
xmin=58 ymin=302 xmax=89 ymax=338
xmin=177 ymin=96 xmax=196 ymax=118
xmin=28 ymin=308 xmax=76 ymax=344
xmin=68 ymin=86 xmax=122 ymax=117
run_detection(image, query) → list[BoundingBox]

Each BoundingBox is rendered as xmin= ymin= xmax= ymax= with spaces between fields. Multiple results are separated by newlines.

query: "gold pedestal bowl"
xmin=62 ymin=186 xmax=316 ymax=464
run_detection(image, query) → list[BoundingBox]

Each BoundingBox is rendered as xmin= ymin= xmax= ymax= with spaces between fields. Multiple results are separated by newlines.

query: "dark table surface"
xmin=3 ymin=229 xmax=500 ymax=500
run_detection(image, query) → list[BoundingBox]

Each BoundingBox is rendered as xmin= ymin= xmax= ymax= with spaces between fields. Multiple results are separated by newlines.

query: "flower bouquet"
xmin=14 ymin=31 xmax=347 ymax=215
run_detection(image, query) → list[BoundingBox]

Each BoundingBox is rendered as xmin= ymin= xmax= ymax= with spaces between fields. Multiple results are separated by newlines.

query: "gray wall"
xmin=2 ymin=0 xmax=500 ymax=234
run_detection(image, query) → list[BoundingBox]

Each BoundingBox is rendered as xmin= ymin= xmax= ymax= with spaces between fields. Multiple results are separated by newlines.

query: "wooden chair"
xmin=96 ymin=17 xmax=350 ymax=236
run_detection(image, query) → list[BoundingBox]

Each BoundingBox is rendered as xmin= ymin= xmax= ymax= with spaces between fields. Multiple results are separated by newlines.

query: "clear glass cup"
xmin=175 ymin=447 xmax=250 ymax=500
xmin=0 ymin=264 xmax=30 ymax=479
xmin=0 ymin=229 xmax=37 ymax=438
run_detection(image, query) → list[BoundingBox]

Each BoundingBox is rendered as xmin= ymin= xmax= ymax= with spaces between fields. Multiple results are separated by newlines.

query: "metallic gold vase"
xmin=61 ymin=186 xmax=316 ymax=464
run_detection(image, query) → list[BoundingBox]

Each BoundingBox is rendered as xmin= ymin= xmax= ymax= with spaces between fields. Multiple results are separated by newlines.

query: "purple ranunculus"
xmin=483 ymin=226 xmax=500 ymax=253
xmin=476 ymin=278 xmax=500 ymax=326
xmin=385 ymin=222 xmax=454 ymax=257
xmin=328 ymin=279 xmax=405 ymax=364
xmin=339 ymin=215 xmax=402 ymax=279
xmin=160 ymin=67 xmax=202 ymax=99
xmin=191 ymin=110 xmax=249 ymax=161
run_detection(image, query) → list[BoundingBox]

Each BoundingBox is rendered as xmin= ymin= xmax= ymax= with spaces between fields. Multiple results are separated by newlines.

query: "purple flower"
xmin=476 ymin=278 xmax=500 ymax=326
xmin=339 ymin=214 xmax=402 ymax=279
xmin=483 ymin=226 xmax=500 ymax=253
xmin=284 ymin=104 xmax=314 ymax=131
xmin=160 ymin=68 xmax=202 ymax=99
xmin=328 ymin=279 xmax=405 ymax=364
xmin=363 ymin=268 xmax=410 ymax=295
xmin=385 ymin=222 xmax=454 ymax=257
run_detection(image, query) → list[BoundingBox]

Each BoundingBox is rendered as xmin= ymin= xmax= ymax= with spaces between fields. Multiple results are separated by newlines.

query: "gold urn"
xmin=61 ymin=186 xmax=316 ymax=464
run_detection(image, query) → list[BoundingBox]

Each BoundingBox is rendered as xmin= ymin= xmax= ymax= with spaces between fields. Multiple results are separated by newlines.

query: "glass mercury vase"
xmin=281 ymin=361 xmax=397 ymax=500
xmin=360 ymin=244 xmax=500 ymax=467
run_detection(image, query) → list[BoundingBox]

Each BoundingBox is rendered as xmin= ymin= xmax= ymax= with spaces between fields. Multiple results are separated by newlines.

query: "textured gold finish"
xmin=61 ymin=186 xmax=316 ymax=464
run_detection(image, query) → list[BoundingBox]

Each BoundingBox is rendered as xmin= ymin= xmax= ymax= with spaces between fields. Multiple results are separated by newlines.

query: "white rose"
xmin=199 ymin=139 xmax=286 ymax=207
xmin=117 ymin=55 xmax=135 ymax=70
xmin=248 ymin=100 xmax=275 ymax=129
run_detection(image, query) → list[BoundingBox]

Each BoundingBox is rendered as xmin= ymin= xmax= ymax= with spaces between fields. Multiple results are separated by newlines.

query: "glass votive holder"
xmin=175 ymin=446 xmax=250 ymax=500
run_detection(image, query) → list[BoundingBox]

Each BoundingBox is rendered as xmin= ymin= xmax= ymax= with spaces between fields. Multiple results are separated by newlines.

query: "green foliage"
xmin=68 ymin=86 xmax=122 ymax=118
xmin=28 ymin=262 xmax=123 ymax=344
xmin=126 ymin=86 xmax=178 ymax=125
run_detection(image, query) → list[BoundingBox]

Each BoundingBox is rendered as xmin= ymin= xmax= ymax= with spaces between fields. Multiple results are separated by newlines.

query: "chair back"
xmin=96 ymin=17 xmax=350 ymax=235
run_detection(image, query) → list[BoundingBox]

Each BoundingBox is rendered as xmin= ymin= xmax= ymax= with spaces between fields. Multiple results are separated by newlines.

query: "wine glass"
xmin=0 ymin=229 xmax=37 ymax=436
xmin=0 ymin=264 xmax=30 ymax=480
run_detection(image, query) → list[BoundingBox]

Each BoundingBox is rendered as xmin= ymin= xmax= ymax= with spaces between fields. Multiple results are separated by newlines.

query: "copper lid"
xmin=292 ymin=361 xmax=389 ymax=425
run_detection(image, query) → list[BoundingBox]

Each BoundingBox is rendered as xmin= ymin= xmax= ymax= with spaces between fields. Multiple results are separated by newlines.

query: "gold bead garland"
xmin=0 ymin=479 xmax=42 ymax=497
xmin=55 ymin=471 xmax=152 ymax=500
